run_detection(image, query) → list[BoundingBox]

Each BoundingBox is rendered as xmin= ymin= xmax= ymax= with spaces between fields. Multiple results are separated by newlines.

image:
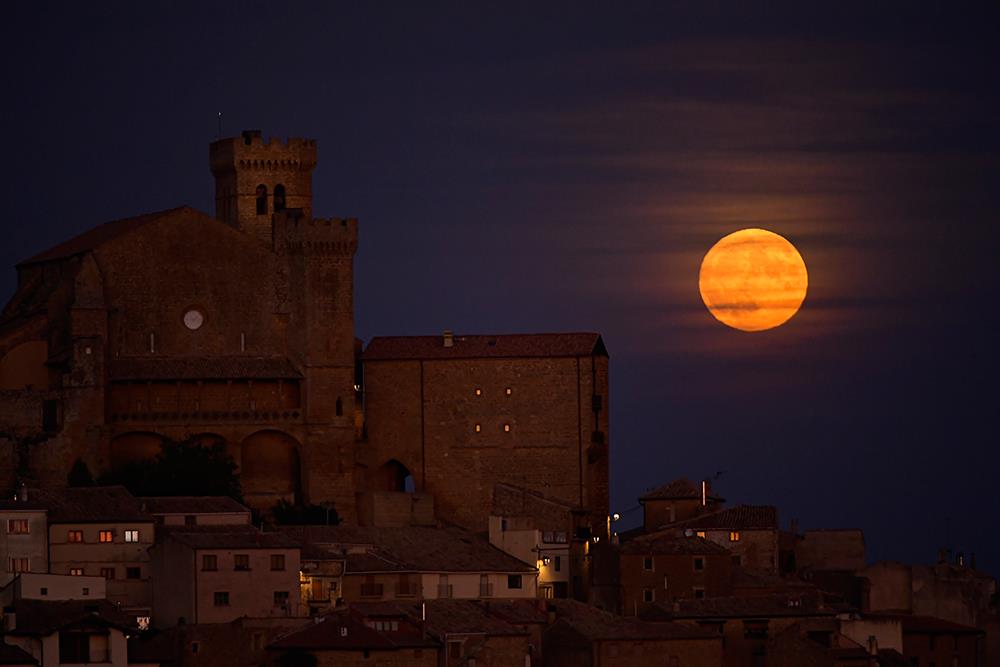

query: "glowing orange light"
xmin=699 ymin=228 xmax=808 ymax=332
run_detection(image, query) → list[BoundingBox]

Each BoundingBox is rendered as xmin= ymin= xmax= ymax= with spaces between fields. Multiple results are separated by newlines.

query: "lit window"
xmin=99 ymin=530 xmax=113 ymax=543
xmin=696 ymin=531 xmax=706 ymax=539
xmin=70 ymin=568 xmax=84 ymax=576
xmin=474 ymin=423 xmax=481 ymax=433
xmin=137 ymin=616 xmax=150 ymax=631
xmin=643 ymin=588 xmax=654 ymax=603
xmin=124 ymin=530 xmax=140 ymax=543
xmin=503 ymin=424 xmax=511 ymax=433
xmin=67 ymin=530 xmax=84 ymax=543
xmin=729 ymin=531 xmax=741 ymax=542
xmin=7 ymin=519 xmax=29 ymax=534
xmin=474 ymin=388 xmax=482 ymax=396
xmin=505 ymin=387 xmax=512 ymax=396
xmin=663 ymin=575 xmax=669 ymax=590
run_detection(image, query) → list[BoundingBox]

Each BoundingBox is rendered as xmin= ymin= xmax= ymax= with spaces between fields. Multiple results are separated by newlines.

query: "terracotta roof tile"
xmin=28 ymin=486 xmax=151 ymax=523
xmin=160 ymin=525 xmax=300 ymax=550
xmin=892 ymin=615 xmax=984 ymax=634
xmin=676 ymin=505 xmax=778 ymax=531
xmin=364 ymin=333 xmax=607 ymax=361
xmin=18 ymin=206 xmax=201 ymax=266
xmin=640 ymin=478 xmax=724 ymax=502
xmin=549 ymin=599 xmax=718 ymax=641
xmin=620 ymin=533 xmax=731 ymax=556
xmin=269 ymin=610 xmax=438 ymax=651
xmin=109 ymin=356 xmax=302 ymax=380
xmin=350 ymin=600 xmax=529 ymax=637
xmin=491 ymin=483 xmax=578 ymax=531
xmin=643 ymin=593 xmax=835 ymax=620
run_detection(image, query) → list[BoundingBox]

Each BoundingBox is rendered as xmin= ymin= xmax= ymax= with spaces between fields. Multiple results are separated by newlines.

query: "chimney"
xmin=443 ymin=330 xmax=454 ymax=348
xmin=957 ymin=551 xmax=965 ymax=567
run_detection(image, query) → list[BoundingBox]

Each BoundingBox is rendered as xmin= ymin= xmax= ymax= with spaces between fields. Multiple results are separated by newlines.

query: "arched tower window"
xmin=273 ymin=184 xmax=286 ymax=212
xmin=255 ymin=185 xmax=268 ymax=215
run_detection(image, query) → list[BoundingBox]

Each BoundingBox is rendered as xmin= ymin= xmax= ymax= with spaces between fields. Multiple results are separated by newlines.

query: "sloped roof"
xmin=280 ymin=526 xmax=535 ymax=574
xmin=675 ymin=505 xmax=778 ymax=531
xmin=8 ymin=599 xmax=136 ymax=636
xmin=350 ymin=600 xmax=530 ymax=638
xmin=160 ymin=525 xmax=299 ymax=550
xmin=643 ymin=593 xmax=835 ymax=620
xmin=549 ymin=599 xmax=718 ymax=641
xmin=138 ymin=496 xmax=250 ymax=515
xmin=269 ymin=610 xmax=438 ymax=651
xmin=29 ymin=486 xmax=151 ymax=524
xmin=0 ymin=643 xmax=37 ymax=666
xmin=620 ymin=533 xmax=731 ymax=556
xmin=109 ymin=356 xmax=302 ymax=381
xmin=640 ymin=478 xmax=724 ymax=502
xmin=18 ymin=206 xmax=201 ymax=266
xmin=491 ymin=483 xmax=578 ymax=530
xmin=364 ymin=333 xmax=607 ymax=361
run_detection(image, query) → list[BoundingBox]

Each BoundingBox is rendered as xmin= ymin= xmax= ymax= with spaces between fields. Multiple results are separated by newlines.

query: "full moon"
xmin=699 ymin=228 xmax=808 ymax=332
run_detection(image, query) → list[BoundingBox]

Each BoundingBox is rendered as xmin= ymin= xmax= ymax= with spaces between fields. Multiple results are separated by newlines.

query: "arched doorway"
xmin=239 ymin=430 xmax=302 ymax=508
xmin=373 ymin=459 xmax=415 ymax=493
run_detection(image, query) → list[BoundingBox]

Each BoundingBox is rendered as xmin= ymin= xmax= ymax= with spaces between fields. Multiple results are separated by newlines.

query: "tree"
xmin=99 ymin=437 xmax=242 ymax=500
xmin=67 ymin=459 xmax=95 ymax=487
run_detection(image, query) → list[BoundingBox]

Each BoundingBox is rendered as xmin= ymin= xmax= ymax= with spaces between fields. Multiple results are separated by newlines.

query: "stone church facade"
xmin=0 ymin=131 xmax=608 ymax=535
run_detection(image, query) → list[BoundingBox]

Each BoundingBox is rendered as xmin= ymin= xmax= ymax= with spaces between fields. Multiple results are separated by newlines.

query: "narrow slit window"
xmin=256 ymin=184 xmax=268 ymax=215
xmin=273 ymin=184 xmax=286 ymax=212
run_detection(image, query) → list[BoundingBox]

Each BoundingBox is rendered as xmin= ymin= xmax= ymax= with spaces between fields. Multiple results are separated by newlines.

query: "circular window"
xmin=183 ymin=309 xmax=205 ymax=331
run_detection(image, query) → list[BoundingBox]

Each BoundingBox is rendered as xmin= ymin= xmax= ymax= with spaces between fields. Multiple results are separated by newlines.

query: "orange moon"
xmin=698 ymin=228 xmax=808 ymax=332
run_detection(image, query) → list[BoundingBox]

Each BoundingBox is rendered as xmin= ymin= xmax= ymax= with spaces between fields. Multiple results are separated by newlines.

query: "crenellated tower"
xmin=209 ymin=130 xmax=318 ymax=244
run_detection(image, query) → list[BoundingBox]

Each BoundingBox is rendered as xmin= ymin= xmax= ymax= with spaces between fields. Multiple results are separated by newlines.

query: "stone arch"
xmin=372 ymin=459 xmax=415 ymax=493
xmin=239 ymin=430 xmax=301 ymax=507
xmin=110 ymin=431 xmax=166 ymax=469
xmin=0 ymin=340 xmax=49 ymax=391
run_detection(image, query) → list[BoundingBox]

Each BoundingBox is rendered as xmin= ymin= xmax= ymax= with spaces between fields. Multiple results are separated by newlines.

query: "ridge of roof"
xmin=363 ymin=333 xmax=607 ymax=361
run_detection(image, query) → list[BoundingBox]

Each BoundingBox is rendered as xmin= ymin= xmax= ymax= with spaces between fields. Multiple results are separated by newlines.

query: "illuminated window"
xmin=67 ymin=530 xmax=83 ymax=543
xmin=643 ymin=588 xmax=654 ymax=603
xmin=474 ymin=388 xmax=482 ymax=396
xmin=99 ymin=530 xmax=113 ymax=543
xmin=503 ymin=424 xmax=511 ymax=433
xmin=7 ymin=519 xmax=29 ymax=534
xmin=729 ymin=531 xmax=741 ymax=542
xmin=202 ymin=555 xmax=218 ymax=571
xmin=70 ymin=568 xmax=84 ymax=576
xmin=100 ymin=567 xmax=115 ymax=579
xmin=696 ymin=531 xmax=706 ymax=539
xmin=643 ymin=556 xmax=654 ymax=571
xmin=124 ymin=530 xmax=140 ymax=542
xmin=693 ymin=558 xmax=704 ymax=572
xmin=234 ymin=554 xmax=250 ymax=571
xmin=474 ymin=423 xmax=481 ymax=433
xmin=137 ymin=616 xmax=151 ymax=631
xmin=505 ymin=387 xmax=512 ymax=396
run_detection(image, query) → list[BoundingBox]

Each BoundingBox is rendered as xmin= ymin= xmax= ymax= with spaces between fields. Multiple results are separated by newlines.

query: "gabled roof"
xmin=639 ymin=478 xmax=724 ymax=503
xmin=643 ymin=593 xmax=835 ymax=621
xmin=7 ymin=599 xmax=136 ymax=636
xmin=675 ymin=505 xmax=778 ymax=531
xmin=29 ymin=486 xmax=151 ymax=524
xmin=364 ymin=333 xmax=607 ymax=361
xmin=18 ymin=206 xmax=202 ymax=266
xmin=492 ymin=483 xmax=578 ymax=531
xmin=549 ymin=599 xmax=718 ymax=641
xmin=109 ymin=356 xmax=302 ymax=381
xmin=138 ymin=496 xmax=250 ymax=515
xmin=620 ymin=533 xmax=731 ymax=556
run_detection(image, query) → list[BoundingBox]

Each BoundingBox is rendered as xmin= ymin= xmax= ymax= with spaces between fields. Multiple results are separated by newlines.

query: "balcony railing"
xmin=437 ymin=584 xmax=453 ymax=598
xmin=360 ymin=583 xmax=384 ymax=598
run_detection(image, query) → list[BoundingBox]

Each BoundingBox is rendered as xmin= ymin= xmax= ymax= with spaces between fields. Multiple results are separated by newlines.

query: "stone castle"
xmin=0 ymin=130 xmax=609 ymax=535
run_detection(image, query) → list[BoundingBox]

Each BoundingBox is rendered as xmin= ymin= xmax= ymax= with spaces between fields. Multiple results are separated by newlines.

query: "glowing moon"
xmin=699 ymin=228 xmax=808 ymax=332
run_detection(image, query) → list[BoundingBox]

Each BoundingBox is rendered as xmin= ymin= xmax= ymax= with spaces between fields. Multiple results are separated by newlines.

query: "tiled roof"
xmin=350 ymin=600 xmax=529 ymax=638
xmin=269 ymin=610 xmax=438 ymax=651
xmin=620 ymin=533 xmax=731 ymax=556
xmin=0 ymin=643 xmax=37 ymax=665
xmin=491 ymin=483 xmax=578 ymax=531
xmin=639 ymin=478 xmax=723 ymax=502
xmin=549 ymin=599 xmax=718 ymax=641
xmin=485 ymin=599 xmax=550 ymax=626
xmin=8 ymin=599 xmax=136 ymax=636
xmin=29 ymin=486 xmax=151 ymax=523
xmin=18 ymin=206 xmax=202 ymax=266
xmin=280 ymin=526 xmax=535 ymax=574
xmin=643 ymin=593 xmax=835 ymax=620
xmin=675 ymin=505 xmax=778 ymax=531
xmin=160 ymin=525 xmax=300 ymax=550
xmin=364 ymin=333 xmax=607 ymax=361
xmin=139 ymin=496 xmax=250 ymax=515
xmin=109 ymin=356 xmax=302 ymax=380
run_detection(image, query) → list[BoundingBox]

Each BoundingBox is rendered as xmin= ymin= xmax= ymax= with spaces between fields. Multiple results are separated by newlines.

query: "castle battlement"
xmin=210 ymin=130 xmax=317 ymax=174
xmin=273 ymin=211 xmax=358 ymax=257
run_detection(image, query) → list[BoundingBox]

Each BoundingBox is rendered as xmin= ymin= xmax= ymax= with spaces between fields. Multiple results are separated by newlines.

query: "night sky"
xmin=3 ymin=3 xmax=998 ymax=568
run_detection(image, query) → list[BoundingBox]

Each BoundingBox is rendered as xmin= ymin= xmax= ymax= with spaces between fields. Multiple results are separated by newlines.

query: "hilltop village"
xmin=0 ymin=132 xmax=995 ymax=666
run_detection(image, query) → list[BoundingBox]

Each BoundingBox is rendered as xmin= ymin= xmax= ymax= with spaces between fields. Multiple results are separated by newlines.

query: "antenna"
xmin=217 ymin=112 xmax=223 ymax=140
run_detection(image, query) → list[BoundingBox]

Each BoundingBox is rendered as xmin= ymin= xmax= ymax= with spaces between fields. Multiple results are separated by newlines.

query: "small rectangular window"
xmin=234 ymin=554 xmax=250 ymax=571
xmin=99 ymin=530 xmax=114 ymax=543
xmin=643 ymin=588 xmax=654 ymax=603
xmin=126 ymin=567 xmax=141 ymax=580
xmin=507 ymin=574 xmax=522 ymax=589
xmin=729 ymin=531 xmax=741 ymax=542
xmin=270 ymin=554 xmax=285 ymax=571
xmin=694 ymin=557 xmax=704 ymax=571
xmin=643 ymin=556 xmax=654 ymax=571
xmin=124 ymin=529 xmax=140 ymax=543
xmin=7 ymin=519 xmax=29 ymax=534
xmin=202 ymin=555 xmax=218 ymax=571
xmin=505 ymin=387 xmax=512 ymax=396
xmin=694 ymin=587 xmax=705 ymax=599
xmin=100 ymin=567 xmax=115 ymax=579
xmin=474 ymin=387 xmax=482 ymax=396
xmin=474 ymin=423 xmax=481 ymax=433
xmin=70 ymin=568 xmax=84 ymax=576
xmin=503 ymin=423 xmax=511 ymax=432
xmin=214 ymin=591 xmax=230 ymax=607
xmin=67 ymin=530 xmax=84 ymax=543
xmin=273 ymin=591 xmax=289 ymax=607
xmin=7 ymin=557 xmax=29 ymax=573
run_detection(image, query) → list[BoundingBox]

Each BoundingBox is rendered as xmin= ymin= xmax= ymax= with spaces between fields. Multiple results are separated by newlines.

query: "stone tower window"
xmin=335 ymin=397 xmax=343 ymax=416
xmin=255 ymin=184 xmax=268 ymax=215
xmin=274 ymin=184 xmax=286 ymax=212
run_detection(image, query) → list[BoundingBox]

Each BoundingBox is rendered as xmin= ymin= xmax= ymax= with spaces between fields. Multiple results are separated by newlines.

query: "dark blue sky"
xmin=3 ymin=3 xmax=998 ymax=568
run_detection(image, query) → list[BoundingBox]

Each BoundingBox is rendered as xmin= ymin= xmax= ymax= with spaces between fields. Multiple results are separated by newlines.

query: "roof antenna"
xmin=217 ymin=112 xmax=223 ymax=140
